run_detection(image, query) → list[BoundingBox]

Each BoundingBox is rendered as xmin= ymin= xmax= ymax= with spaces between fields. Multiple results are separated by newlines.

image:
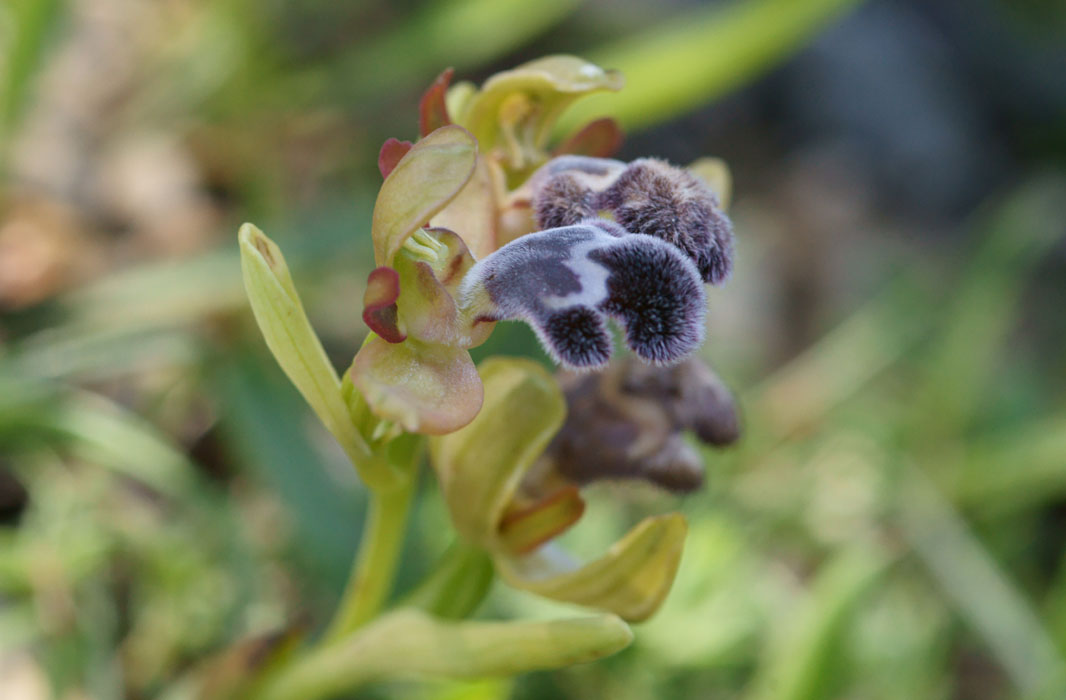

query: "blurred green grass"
xmin=2 ymin=0 xmax=1066 ymax=698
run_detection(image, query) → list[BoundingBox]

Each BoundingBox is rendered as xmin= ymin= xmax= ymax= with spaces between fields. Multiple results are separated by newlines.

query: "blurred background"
xmin=1 ymin=0 xmax=1065 ymax=698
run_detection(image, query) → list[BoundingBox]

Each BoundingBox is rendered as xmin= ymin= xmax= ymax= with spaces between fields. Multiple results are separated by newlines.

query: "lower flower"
xmin=429 ymin=356 xmax=689 ymax=622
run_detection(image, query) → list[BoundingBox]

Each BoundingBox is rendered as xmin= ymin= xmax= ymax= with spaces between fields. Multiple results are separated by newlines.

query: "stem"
xmin=322 ymin=475 xmax=415 ymax=642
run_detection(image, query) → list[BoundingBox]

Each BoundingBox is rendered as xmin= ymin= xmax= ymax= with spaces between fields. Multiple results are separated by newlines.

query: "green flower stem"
xmin=259 ymin=609 xmax=633 ymax=700
xmin=323 ymin=472 xmax=416 ymax=643
xmin=401 ymin=540 xmax=495 ymax=619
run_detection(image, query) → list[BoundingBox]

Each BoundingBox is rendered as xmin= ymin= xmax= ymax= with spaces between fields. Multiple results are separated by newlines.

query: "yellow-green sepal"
xmin=372 ymin=126 xmax=478 ymax=266
xmin=238 ymin=224 xmax=399 ymax=489
xmin=496 ymin=513 xmax=688 ymax=623
xmin=428 ymin=357 xmax=566 ymax=548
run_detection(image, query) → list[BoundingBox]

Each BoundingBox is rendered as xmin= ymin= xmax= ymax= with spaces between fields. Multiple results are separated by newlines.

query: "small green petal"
xmin=445 ymin=80 xmax=478 ymax=124
xmin=428 ymin=357 xmax=566 ymax=548
xmin=259 ymin=609 xmax=632 ymax=700
xmin=239 ymin=224 xmax=403 ymax=489
xmin=687 ymin=157 xmax=732 ymax=210
xmin=350 ymin=335 xmax=482 ymax=435
xmin=391 ymin=229 xmax=492 ymax=348
xmin=373 ymin=125 xmax=478 ymax=266
xmin=497 ymin=513 xmax=688 ymax=622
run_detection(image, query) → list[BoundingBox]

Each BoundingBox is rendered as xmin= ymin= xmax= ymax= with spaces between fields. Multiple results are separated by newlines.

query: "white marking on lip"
xmin=541 ymin=234 xmax=611 ymax=311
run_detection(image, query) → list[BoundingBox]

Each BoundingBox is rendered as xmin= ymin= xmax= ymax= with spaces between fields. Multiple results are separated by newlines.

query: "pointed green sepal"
xmin=238 ymin=224 xmax=400 ymax=489
xmin=497 ymin=513 xmax=688 ymax=622
xmin=429 ymin=357 xmax=566 ymax=548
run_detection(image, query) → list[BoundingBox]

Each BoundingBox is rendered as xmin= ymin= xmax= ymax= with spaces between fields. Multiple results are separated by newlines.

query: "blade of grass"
xmin=914 ymin=177 xmax=1066 ymax=438
xmin=746 ymin=545 xmax=889 ymax=700
xmin=897 ymin=463 xmax=1066 ymax=697
xmin=559 ymin=0 xmax=863 ymax=134
xmin=0 ymin=0 xmax=65 ymax=145
xmin=750 ymin=275 xmax=928 ymax=444
xmin=954 ymin=413 xmax=1066 ymax=515
xmin=213 ymin=350 xmax=365 ymax=590
xmin=337 ymin=0 xmax=580 ymax=104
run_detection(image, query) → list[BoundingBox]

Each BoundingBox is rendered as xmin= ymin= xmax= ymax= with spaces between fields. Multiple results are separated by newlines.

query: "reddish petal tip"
xmin=363 ymin=266 xmax=406 ymax=343
xmin=378 ymin=138 xmax=413 ymax=179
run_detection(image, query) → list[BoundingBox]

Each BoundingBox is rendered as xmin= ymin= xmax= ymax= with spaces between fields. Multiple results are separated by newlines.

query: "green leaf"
xmin=1 ymin=0 xmax=65 ymax=140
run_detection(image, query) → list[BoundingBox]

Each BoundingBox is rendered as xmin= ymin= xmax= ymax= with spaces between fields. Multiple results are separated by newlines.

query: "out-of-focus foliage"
xmin=2 ymin=0 xmax=1066 ymax=699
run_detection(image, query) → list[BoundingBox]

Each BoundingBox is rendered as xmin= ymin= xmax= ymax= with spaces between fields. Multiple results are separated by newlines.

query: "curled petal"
xmin=377 ymin=138 xmax=413 ymax=179
xmin=460 ymin=220 xmax=706 ymax=370
xmin=419 ymin=68 xmax=454 ymax=137
xmin=459 ymin=56 xmax=623 ymax=166
xmin=362 ymin=266 xmax=405 ymax=343
xmin=553 ymin=117 xmax=624 ymax=159
xmin=391 ymin=228 xmax=493 ymax=348
xmin=428 ymin=358 xmax=566 ymax=548
xmin=372 ymin=125 xmax=477 ymax=266
xmin=350 ymin=335 xmax=482 ymax=435
xmin=499 ymin=486 xmax=586 ymax=555
xmin=497 ymin=513 xmax=688 ymax=622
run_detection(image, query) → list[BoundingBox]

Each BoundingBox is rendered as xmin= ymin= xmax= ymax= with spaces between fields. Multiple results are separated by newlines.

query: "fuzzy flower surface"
xmin=354 ymin=56 xmax=736 ymax=433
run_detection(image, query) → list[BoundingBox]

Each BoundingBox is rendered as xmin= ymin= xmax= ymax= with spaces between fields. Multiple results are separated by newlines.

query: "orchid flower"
xmin=235 ymin=54 xmax=744 ymax=699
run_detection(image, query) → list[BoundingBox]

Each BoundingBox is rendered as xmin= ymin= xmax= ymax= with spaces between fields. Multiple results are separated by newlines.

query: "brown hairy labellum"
xmin=529 ymin=156 xmax=735 ymax=286
xmin=528 ymin=356 xmax=740 ymax=495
